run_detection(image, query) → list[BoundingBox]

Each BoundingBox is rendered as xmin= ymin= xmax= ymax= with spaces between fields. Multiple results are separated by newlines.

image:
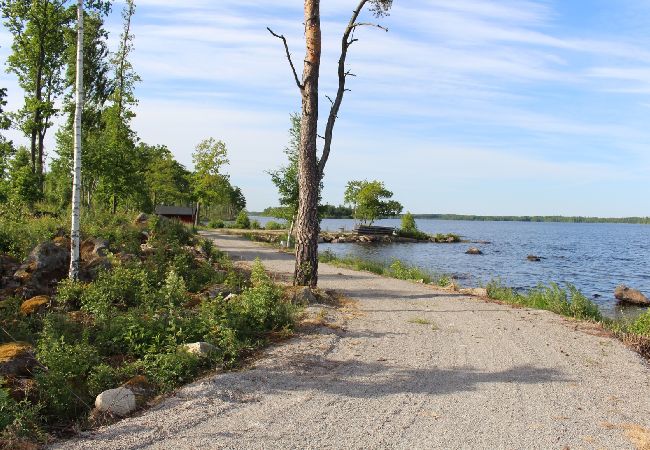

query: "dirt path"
xmin=55 ymin=232 xmax=650 ymax=449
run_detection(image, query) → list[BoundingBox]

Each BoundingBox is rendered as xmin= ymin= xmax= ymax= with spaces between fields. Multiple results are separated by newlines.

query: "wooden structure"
xmin=154 ymin=206 xmax=196 ymax=224
xmin=353 ymin=225 xmax=395 ymax=236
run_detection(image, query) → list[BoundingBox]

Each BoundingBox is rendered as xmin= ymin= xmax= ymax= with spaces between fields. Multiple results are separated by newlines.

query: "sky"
xmin=1 ymin=0 xmax=649 ymax=216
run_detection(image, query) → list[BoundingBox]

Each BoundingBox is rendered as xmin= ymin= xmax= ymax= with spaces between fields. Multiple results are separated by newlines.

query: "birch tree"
xmin=269 ymin=0 xmax=393 ymax=286
xmin=69 ymin=0 xmax=83 ymax=280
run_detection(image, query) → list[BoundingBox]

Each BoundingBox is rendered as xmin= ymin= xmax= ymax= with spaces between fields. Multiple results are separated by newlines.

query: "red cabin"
xmin=154 ymin=206 xmax=196 ymax=224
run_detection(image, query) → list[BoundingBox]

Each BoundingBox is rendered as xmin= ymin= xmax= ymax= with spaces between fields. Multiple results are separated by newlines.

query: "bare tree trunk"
xmin=69 ymin=0 xmax=84 ymax=280
xmin=293 ymin=0 xmax=321 ymax=287
xmin=194 ymin=202 xmax=200 ymax=227
xmin=286 ymin=219 xmax=294 ymax=249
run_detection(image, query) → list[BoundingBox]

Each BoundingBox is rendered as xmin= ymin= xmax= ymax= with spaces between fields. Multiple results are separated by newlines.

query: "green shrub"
xmin=628 ymin=310 xmax=650 ymax=336
xmin=0 ymin=213 xmax=61 ymax=259
xmin=249 ymin=220 xmax=261 ymax=230
xmin=388 ymin=260 xmax=432 ymax=283
xmin=401 ymin=212 xmax=417 ymax=233
xmin=81 ymin=266 xmax=152 ymax=318
xmin=35 ymin=325 xmax=100 ymax=422
xmin=208 ymin=219 xmax=225 ymax=229
xmin=432 ymin=233 xmax=461 ymax=243
xmin=87 ymin=364 xmax=121 ymax=398
xmin=55 ymin=278 xmax=87 ymax=309
xmin=226 ymin=260 xmax=296 ymax=343
xmin=264 ymin=221 xmax=286 ymax=230
xmin=234 ymin=211 xmax=250 ymax=229
xmin=141 ymin=350 xmax=202 ymax=392
xmin=396 ymin=228 xmax=430 ymax=240
xmin=149 ymin=215 xmax=193 ymax=247
xmin=0 ymin=385 xmax=42 ymax=440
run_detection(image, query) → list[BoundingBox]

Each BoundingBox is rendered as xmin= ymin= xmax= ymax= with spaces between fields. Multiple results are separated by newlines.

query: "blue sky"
xmin=1 ymin=0 xmax=649 ymax=216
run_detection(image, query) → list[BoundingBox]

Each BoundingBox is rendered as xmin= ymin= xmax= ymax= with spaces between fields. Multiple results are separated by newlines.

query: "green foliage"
xmin=81 ymin=266 xmax=152 ymax=318
xmin=55 ymin=278 xmax=87 ymax=309
xmin=235 ymin=211 xmax=251 ymax=229
xmin=344 ymin=179 xmax=403 ymax=225
xmin=249 ymin=219 xmax=261 ymax=230
xmin=628 ymin=310 xmax=650 ymax=336
xmin=8 ymin=147 xmax=42 ymax=207
xmin=149 ymin=215 xmax=193 ymax=247
xmin=35 ymin=325 xmax=100 ymax=422
xmin=0 ymin=384 xmax=42 ymax=441
xmin=0 ymin=209 xmax=61 ymax=259
xmin=431 ymin=233 xmax=461 ymax=243
xmin=401 ymin=212 xmax=417 ymax=233
xmin=209 ymin=219 xmax=225 ymax=228
xmin=486 ymin=280 xmax=603 ymax=321
xmin=264 ymin=220 xmax=286 ymax=230
xmin=266 ymin=114 xmax=301 ymax=222
xmin=319 ymin=251 xmax=451 ymax=286
xmin=140 ymin=350 xmax=201 ymax=393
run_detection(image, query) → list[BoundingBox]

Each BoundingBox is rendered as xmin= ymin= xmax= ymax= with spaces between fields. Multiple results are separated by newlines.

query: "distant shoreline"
xmin=250 ymin=212 xmax=650 ymax=225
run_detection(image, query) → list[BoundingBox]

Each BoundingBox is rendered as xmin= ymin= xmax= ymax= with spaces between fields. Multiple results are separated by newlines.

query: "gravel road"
xmin=54 ymin=232 xmax=650 ymax=450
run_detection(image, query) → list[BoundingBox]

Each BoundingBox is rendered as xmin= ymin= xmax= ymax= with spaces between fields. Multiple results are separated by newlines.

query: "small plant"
xmin=235 ymin=211 xmax=251 ymax=229
xmin=250 ymin=219 xmax=261 ymax=230
xmin=208 ymin=219 xmax=225 ymax=229
xmin=264 ymin=221 xmax=286 ymax=230
xmin=408 ymin=317 xmax=432 ymax=325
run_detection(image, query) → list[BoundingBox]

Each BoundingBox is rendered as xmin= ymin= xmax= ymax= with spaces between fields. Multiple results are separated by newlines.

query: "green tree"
xmin=2 ymin=0 xmax=73 ymax=185
xmin=401 ymin=211 xmax=417 ymax=233
xmin=192 ymin=137 xmax=230 ymax=224
xmin=267 ymin=114 xmax=300 ymax=222
xmin=141 ymin=143 xmax=192 ymax=209
xmin=8 ymin=146 xmax=41 ymax=207
xmin=344 ymin=179 xmax=403 ymax=225
xmin=0 ymin=87 xmax=13 ymax=203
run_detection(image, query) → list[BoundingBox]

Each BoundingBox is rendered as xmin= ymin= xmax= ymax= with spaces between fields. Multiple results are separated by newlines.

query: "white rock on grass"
xmin=183 ymin=342 xmax=216 ymax=356
xmin=95 ymin=387 xmax=136 ymax=416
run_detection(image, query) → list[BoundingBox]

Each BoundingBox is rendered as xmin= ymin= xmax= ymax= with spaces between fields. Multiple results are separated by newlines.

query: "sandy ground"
xmin=54 ymin=232 xmax=650 ymax=450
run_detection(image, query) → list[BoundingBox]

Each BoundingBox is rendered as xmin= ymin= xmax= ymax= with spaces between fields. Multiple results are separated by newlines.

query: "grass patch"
xmin=486 ymin=279 xmax=602 ymax=321
xmin=319 ymin=250 xmax=451 ymax=287
xmin=408 ymin=317 xmax=432 ymax=325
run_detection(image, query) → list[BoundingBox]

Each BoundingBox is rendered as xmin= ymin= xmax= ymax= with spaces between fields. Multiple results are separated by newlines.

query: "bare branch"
xmin=325 ymin=95 xmax=334 ymax=105
xmin=267 ymin=27 xmax=303 ymax=91
xmin=351 ymin=22 xmax=388 ymax=32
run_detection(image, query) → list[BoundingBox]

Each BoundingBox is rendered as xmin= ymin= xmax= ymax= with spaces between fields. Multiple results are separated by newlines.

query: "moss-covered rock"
xmin=20 ymin=295 xmax=49 ymax=315
xmin=0 ymin=342 xmax=38 ymax=377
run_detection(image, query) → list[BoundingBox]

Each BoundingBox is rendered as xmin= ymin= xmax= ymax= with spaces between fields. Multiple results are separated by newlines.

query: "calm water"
xmin=253 ymin=217 xmax=650 ymax=317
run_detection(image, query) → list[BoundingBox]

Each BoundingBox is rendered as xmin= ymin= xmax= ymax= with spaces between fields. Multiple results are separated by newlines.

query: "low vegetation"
xmin=319 ymin=250 xmax=452 ymax=287
xmin=0 ymin=212 xmax=297 ymax=446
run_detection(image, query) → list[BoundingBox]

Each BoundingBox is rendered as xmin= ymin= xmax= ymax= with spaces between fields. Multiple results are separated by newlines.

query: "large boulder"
xmin=134 ymin=213 xmax=148 ymax=224
xmin=80 ymin=238 xmax=109 ymax=261
xmin=95 ymin=387 xmax=137 ymax=416
xmin=0 ymin=254 xmax=19 ymax=278
xmin=614 ymin=285 xmax=650 ymax=306
xmin=0 ymin=342 xmax=38 ymax=377
xmin=465 ymin=247 xmax=483 ymax=255
xmin=14 ymin=241 xmax=70 ymax=296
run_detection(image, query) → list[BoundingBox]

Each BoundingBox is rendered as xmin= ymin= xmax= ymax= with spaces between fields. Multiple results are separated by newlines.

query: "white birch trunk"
xmin=69 ymin=0 xmax=84 ymax=280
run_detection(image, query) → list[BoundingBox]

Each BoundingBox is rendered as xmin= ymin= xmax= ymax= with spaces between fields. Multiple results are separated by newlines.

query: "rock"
xmin=292 ymin=286 xmax=319 ymax=305
xmin=459 ymin=287 xmax=489 ymax=297
xmin=122 ymin=375 xmax=155 ymax=407
xmin=0 ymin=342 xmax=38 ymax=377
xmin=20 ymin=295 xmax=49 ymax=315
xmin=4 ymin=377 xmax=37 ymax=402
xmin=614 ymin=285 xmax=650 ymax=306
xmin=205 ymin=284 xmax=232 ymax=299
xmin=134 ymin=213 xmax=148 ymax=224
xmin=0 ymin=254 xmax=19 ymax=278
xmin=527 ymin=255 xmax=541 ymax=262
xmin=465 ymin=247 xmax=482 ymax=255
xmin=317 ymin=237 xmax=325 ymax=244
xmin=52 ymin=236 xmax=70 ymax=248
xmin=14 ymin=241 xmax=70 ymax=296
xmin=95 ymin=387 xmax=137 ymax=416
xmin=183 ymin=342 xmax=216 ymax=356
xmin=80 ymin=238 xmax=110 ymax=261
xmin=223 ymin=293 xmax=237 ymax=301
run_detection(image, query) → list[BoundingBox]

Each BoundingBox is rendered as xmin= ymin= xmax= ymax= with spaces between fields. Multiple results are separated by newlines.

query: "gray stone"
xmin=465 ymin=247 xmax=483 ymax=255
xmin=614 ymin=285 xmax=650 ymax=306
xmin=527 ymin=255 xmax=541 ymax=262
xmin=95 ymin=387 xmax=137 ymax=416
xmin=183 ymin=342 xmax=216 ymax=356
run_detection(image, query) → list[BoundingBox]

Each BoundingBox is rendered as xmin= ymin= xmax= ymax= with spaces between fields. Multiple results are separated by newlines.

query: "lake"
xmin=252 ymin=217 xmax=650 ymax=318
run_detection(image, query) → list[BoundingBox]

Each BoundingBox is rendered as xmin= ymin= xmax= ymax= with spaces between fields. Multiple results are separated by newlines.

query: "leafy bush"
xmin=149 ymin=215 xmax=193 ymax=247
xmin=55 ymin=278 xmax=87 ymax=309
xmin=0 ymin=212 xmax=61 ymax=259
xmin=401 ymin=212 xmax=417 ymax=233
xmin=396 ymin=228 xmax=430 ymax=240
xmin=249 ymin=219 xmax=261 ymax=230
xmin=264 ymin=221 xmax=286 ymax=230
xmin=140 ymin=350 xmax=202 ymax=392
xmin=35 ymin=325 xmax=100 ymax=422
xmin=234 ymin=211 xmax=250 ymax=229
xmin=208 ymin=219 xmax=225 ymax=229
xmin=0 ymin=385 xmax=42 ymax=441
xmin=81 ymin=266 xmax=152 ymax=318
xmin=226 ymin=260 xmax=296 ymax=343
xmin=628 ymin=310 xmax=650 ymax=336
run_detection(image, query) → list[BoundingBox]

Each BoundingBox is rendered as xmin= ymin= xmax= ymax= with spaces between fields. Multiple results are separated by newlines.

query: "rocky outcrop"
xmin=79 ymin=238 xmax=112 ymax=281
xmin=123 ymin=375 xmax=155 ymax=408
xmin=465 ymin=247 xmax=483 ymax=255
xmin=0 ymin=342 xmax=38 ymax=377
xmin=95 ymin=387 xmax=137 ymax=416
xmin=14 ymin=241 xmax=70 ymax=296
xmin=20 ymin=295 xmax=49 ymax=315
xmin=527 ymin=255 xmax=541 ymax=262
xmin=614 ymin=285 xmax=650 ymax=306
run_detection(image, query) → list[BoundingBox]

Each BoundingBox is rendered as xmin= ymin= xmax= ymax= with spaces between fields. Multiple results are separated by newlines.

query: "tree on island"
xmin=344 ymin=179 xmax=402 ymax=225
xmin=268 ymin=0 xmax=394 ymax=287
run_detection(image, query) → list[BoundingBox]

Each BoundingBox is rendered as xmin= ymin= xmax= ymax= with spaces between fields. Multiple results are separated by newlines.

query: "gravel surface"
xmin=54 ymin=232 xmax=650 ymax=450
